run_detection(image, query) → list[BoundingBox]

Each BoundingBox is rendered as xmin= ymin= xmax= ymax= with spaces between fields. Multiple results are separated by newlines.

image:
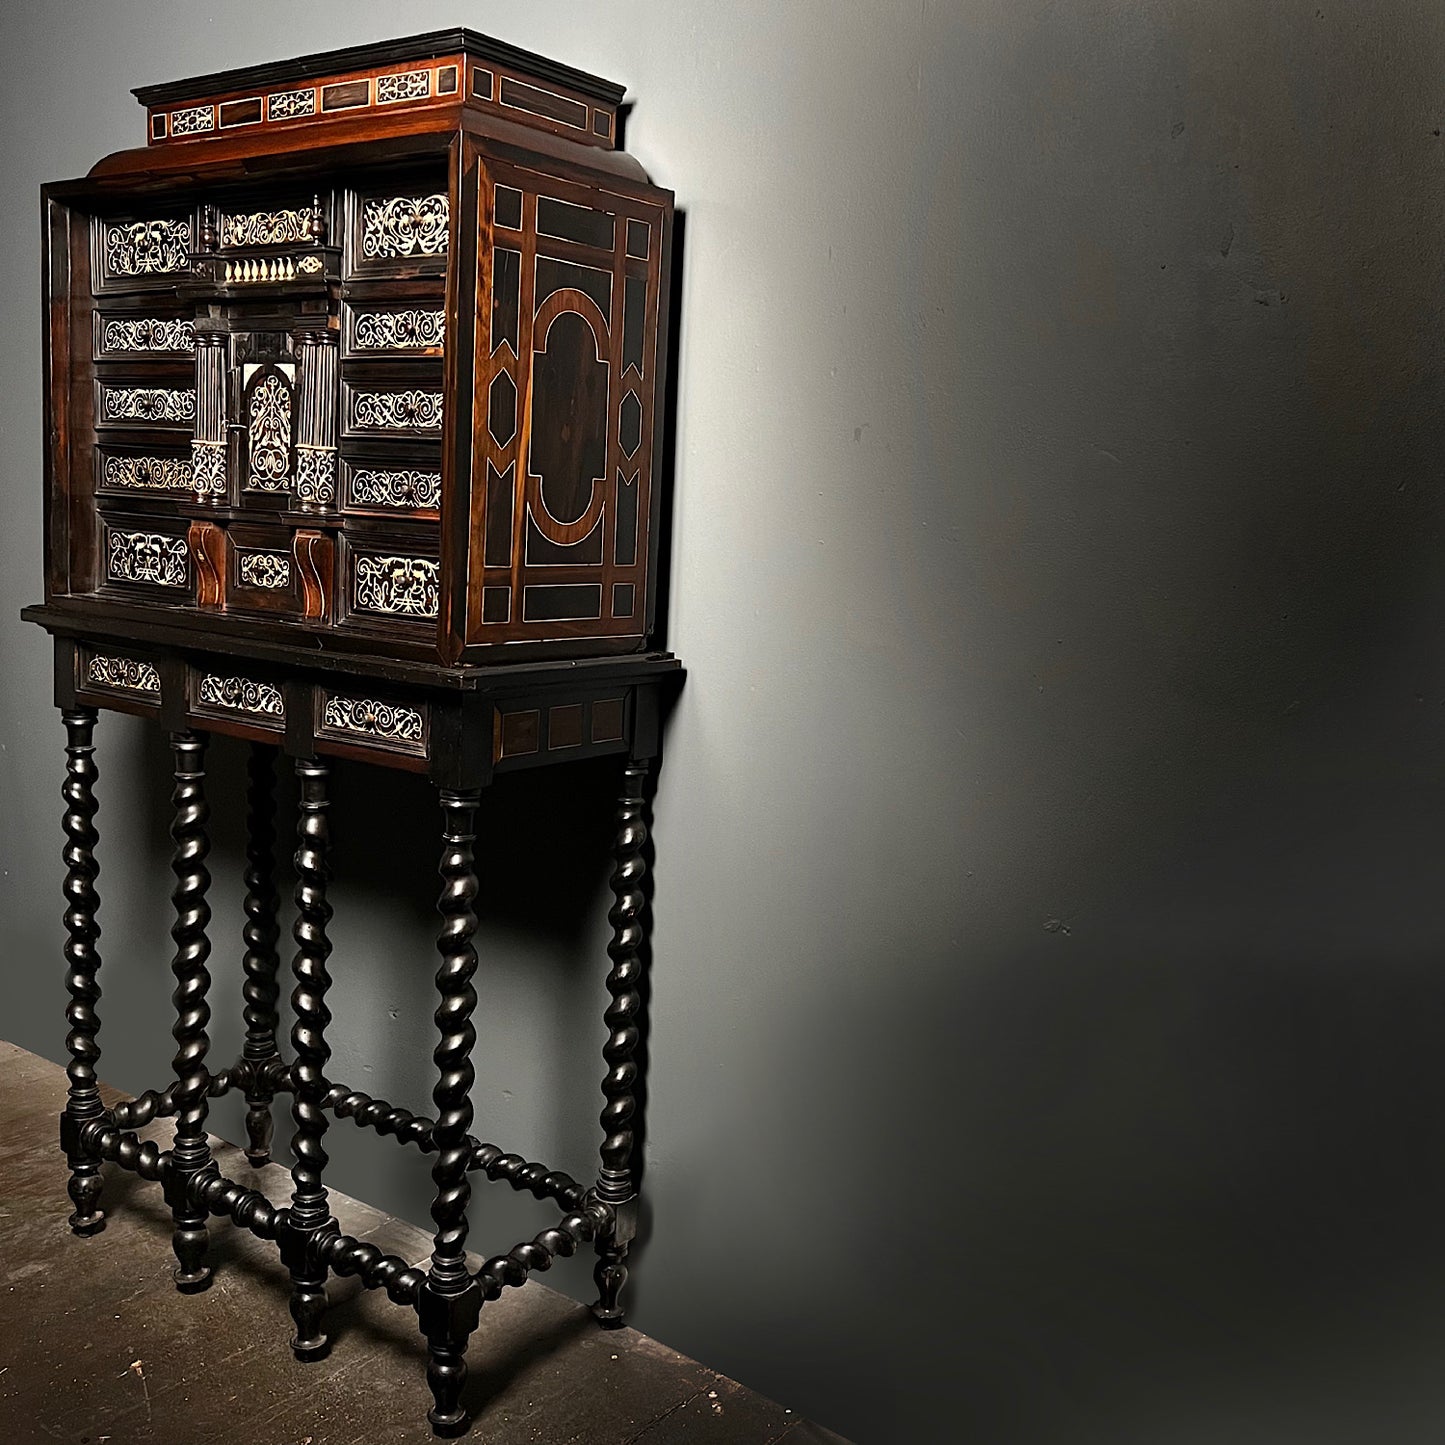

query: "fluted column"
xmin=591 ymin=760 xmax=651 ymax=1327
xmin=241 ymin=743 xmax=282 ymax=1165
xmin=283 ymin=756 xmax=337 ymax=1360
xmin=420 ymin=788 xmax=483 ymax=1436
xmin=292 ymin=329 xmax=338 ymax=510
xmin=191 ymin=331 xmax=228 ymax=500
xmin=60 ymin=708 xmax=106 ymax=1236
xmin=165 ymin=731 xmax=216 ymax=1293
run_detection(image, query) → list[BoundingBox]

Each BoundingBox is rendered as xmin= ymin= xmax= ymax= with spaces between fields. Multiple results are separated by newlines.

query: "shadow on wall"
xmin=703 ymin=3 xmax=1445 ymax=1441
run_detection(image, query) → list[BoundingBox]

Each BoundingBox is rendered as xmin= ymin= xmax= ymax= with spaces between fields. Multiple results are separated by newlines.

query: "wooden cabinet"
xmin=40 ymin=28 xmax=673 ymax=669
xmin=26 ymin=31 xmax=680 ymax=1439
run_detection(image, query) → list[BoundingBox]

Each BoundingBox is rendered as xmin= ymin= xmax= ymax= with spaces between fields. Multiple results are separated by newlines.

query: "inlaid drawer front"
xmin=104 ymin=523 xmax=190 ymax=590
xmin=342 ymin=460 xmax=442 ymax=517
xmin=344 ymin=302 xmax=445 ymax=357
xmin=84 ymin=651 xmax=162 ymax=699
xmin=193 ymin=670 xmax=286 ymax=731
xmin=94 ymin=215 xmax=194 ymax=291
xmin=316 ymin=690 xmax=429 ymax=760
xmin=96 ymin=447 xmax=195 ymax=497
xmin=97 ymin=381 xmax=196 ymax=429
xmin=354 ymin=191 xmax=449 ymax=264
xmin=350 ymin=551 xmax=440 ymax=621
xmin=94 ymin=312 xmax=196 ymax=360
xmin=344 ymin=382 xmax=444 ymax=437
xmin=236 ymin=549 xmax=292 ymax=590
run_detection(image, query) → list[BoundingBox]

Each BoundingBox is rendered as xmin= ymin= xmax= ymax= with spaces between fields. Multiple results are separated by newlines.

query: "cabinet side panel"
xmin=464 ymin=158 xmax=670 ymax=656
xmin=441 ymin=134 xmax=482 ymax=665
xmin=43 ymin=197 xmax=98 ymax=599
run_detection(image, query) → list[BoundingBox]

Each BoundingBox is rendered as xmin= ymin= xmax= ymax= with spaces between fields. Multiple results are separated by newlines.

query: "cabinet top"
xmin=131 ymin=28 xmax=626 ymax=153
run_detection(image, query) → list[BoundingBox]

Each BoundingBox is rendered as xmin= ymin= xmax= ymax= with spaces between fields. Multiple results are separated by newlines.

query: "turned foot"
xmin=591 ymin=1245 xmax=629 ymax=1328
xmin=66 ymin=1161 xmax=106 ymax=1236
xmin=289 ymin=1277 xmax=329 ymax=1360
xmin=426 ymin=1347 xmax=469 ymax=1436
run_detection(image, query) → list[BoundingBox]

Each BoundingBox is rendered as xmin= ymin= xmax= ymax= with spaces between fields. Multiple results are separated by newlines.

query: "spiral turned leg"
xmin=241 ymin=744 xmax=282 ymax=1166
xmin=591 ymin=760 xmax=652 ymax=1328
xmin=283 ymin=757 xmax=337 ymax=1361
xmin=165 ymin=731 xmax=216 ymax=1293
xmin=419 ymin=787 xmax=485 ymax=1436
xmin=60 ymin=708 xmax=106 ymax=1236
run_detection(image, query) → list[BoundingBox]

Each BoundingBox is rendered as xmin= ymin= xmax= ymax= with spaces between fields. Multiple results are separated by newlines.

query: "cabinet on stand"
xmin=23 ymin=28 xmax=680 ymax=1437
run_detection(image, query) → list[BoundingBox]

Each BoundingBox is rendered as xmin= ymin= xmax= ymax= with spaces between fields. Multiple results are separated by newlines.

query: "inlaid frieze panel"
xmin=196 ymin=673 xmax=285 ymax=719
xmin=316 ymin=691 xmax=429 ymax=759
xmin=376 ymin=69 xmax=431 ymax=103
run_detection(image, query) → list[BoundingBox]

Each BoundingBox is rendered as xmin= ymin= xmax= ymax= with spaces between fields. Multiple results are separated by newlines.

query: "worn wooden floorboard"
xmin=0 ymin=1042 xmax=851 ymax=1445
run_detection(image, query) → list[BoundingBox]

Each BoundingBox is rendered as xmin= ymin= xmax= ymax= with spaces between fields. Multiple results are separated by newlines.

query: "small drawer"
xmin=76 ymin=644 xmax=163 ymax=716
xmin=342 ymin=378 xmax=444 ymax=440
xmin=100 ymin=516 xmax=191 ymax=595
xmin=315 ymin=687 xmax=430 ymax=767
xmin=224 ymin=522 xmax=304 ymax=617
xmin=343 ymin=184 xmax=449 ymax=280
xmin=340 ymin=455 xmax=442 ymax=519
xmin=91 ymin=212 xmax=196 ymax=294
xmin=190 ymin=665 xmax=287 ymax=737
xmin=342 ymin=300 xmax=446 ymax=359
xmin=95 ymin=376 xmax=196 ymax=433
xmin=343 ymin=536 xmax=441 ymax=628
xmin=93 ymin=309 xmax=196 ymax=362
xmin=95 ymin=443 xmax=196 ymax=499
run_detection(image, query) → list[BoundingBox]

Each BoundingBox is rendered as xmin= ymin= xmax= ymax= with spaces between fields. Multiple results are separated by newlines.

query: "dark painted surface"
xmin=5 ymin=4 xmax=1445 ymax=1443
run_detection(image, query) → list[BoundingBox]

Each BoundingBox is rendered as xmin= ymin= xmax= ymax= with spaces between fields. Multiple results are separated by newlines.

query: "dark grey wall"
xmin=4 ymin=2 xmax=1445 ymax=1440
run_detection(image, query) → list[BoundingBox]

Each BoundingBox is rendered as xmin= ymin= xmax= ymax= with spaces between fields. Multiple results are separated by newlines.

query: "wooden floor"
xmin=0 ymin=1042 xmax=849 ymax=1445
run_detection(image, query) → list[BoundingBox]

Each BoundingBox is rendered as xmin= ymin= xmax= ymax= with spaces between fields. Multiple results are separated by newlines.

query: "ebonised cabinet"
xmin=23 ymin=29 xmax=681 ymax=1438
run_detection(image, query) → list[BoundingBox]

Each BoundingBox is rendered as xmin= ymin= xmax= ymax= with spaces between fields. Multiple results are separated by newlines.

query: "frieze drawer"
xmin=314 ymin=688 xmax=430 ymax=766
xmin=76 ymin=645 xmax=163 ymax=714
xmin=190 ymin=667 xmax=287 ymax=735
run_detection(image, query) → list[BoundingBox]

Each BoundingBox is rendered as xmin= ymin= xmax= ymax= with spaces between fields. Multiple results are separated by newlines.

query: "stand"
xmin=39 ymin=619 xmax=673 ymax=1438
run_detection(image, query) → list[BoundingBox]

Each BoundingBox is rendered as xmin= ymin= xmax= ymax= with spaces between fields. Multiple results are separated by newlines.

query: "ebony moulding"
xmin=27 ymin=28 xmax=681 ymax=1440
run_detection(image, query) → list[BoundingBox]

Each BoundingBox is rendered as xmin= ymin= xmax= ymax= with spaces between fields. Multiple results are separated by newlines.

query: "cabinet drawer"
xmin=343 ymin=185 xmax=449 ymax=280
xmin=228 ymin=524 xmax=303 ymax=616
xmin=315 ymin=686 xmax=430 ymax=768
xmin=100 ymin=516 xmax=191 ymax=595
xmin=340 ymin=456 xmax=442 ymax=519
xmin=95 ymin=377 xmax=196 ymax=433
xmin=342 ymin=300 xmax=446 ymax=358
xmin=190 ymin=665 xmax=287 ymax=737
xmin=76 ymin=644 xmax=163 ymax=717
xmin=344 ymin=540 xmax=440 ymax=628
xmin=95 ymin=443 xmax=195 ymax=499
xmin=342 ymin=379 xmax=444 ymax=440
